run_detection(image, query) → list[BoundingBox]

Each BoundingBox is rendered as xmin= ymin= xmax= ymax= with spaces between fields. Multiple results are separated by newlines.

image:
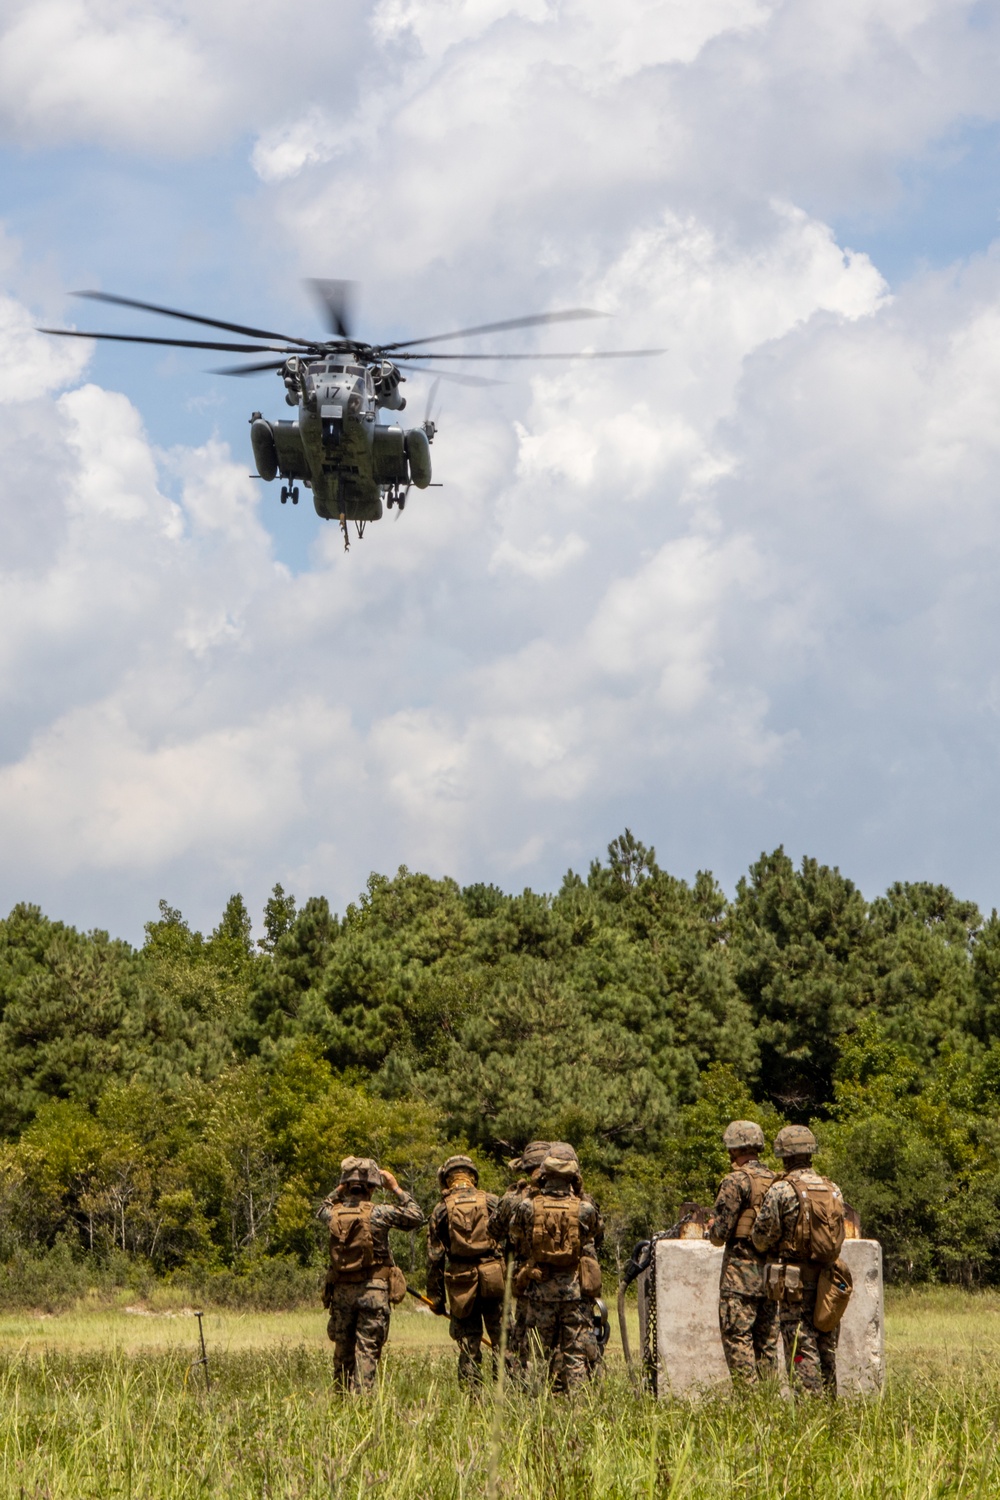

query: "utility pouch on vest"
xmin=445 ymin=1262 xmax=480 ymax=1318
xmin=477 ymin=1258 xmax=505 ymax=1301
xmin=814 ymin=1259 xmax=853 ymax=1331
xmin=765 ymin=1262 xmax=803 ymax=1303
xmin=579 ymin=1255 xmax=602 ymax=1300
xmin=531 ymin=1194 xmax=582 ymax=1269
xmin=386 ymin=1266 xmax=407 ymax=1305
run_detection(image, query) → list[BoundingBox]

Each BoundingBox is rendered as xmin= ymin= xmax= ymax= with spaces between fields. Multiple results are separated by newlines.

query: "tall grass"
xmin=1 ymin=1292 xmax=999 ymax=1498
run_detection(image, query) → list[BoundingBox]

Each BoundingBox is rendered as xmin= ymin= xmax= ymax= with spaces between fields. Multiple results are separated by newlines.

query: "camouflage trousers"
xmin=450 ymin=1294 xmax=504 ymax=1387
xmin=326 ymin=1281 xmax=390 ymax=1391
xmin=523 ymin=1297 xmax=593 ymax=1393
xmin=718 ymin=1292 xmax=780 ymax=1385
xmin=779 ymin=1292 xmax=839 ymax=1397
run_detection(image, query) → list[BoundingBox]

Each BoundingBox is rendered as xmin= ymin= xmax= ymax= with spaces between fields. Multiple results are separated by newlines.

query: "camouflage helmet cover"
xmin=339 ymin=1155 xmax=382 ymax=1189
xmin=539 ymin=1152 xmax=581 ymax=1182
xmin=437 ymin=1154 xmax=479 ymax=1189
xmin=507 ymin=1140 xmax=552 ymax=1172
xmin=773 ymin=1125 xmax=818 ymax=1158
xmin=722 ymin=1119 xmax=765 ymax=1151
xmin=546 ymin=1141 xmax=580 ymax=1165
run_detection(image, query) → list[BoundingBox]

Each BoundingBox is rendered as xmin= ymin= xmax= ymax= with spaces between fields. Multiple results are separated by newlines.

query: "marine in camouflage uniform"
xmin=708 ymin=1120 xmax=780 ymax=1386
xmin=426 ymin=1155 xmax=504 ymax=1387
xmin=509 ymin=1153 xmax=600 ymax=1393
xmin=752 ymin=1125 xmax=843 ymax=1398
xmin=541 ymin=1143 xmax=606 ymax=1382
xmin=489 ymin=1140 xmax=551 ymax=1373
xmin=318 ymin=1156 xmax=425 ymax=1391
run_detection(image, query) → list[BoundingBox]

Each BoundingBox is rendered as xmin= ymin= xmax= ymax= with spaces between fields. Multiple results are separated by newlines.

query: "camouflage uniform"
xmin=319 ymin=1186 xmax=424 ymax=1390
xmin=509 ymin=1174 xmax=599 ymax=1392
xmin=752 ymin=1168 xmax=844 ymax=1397
xmin=427 ymin=1176 xmax=503 ymax=1386
xmin=489 ymin=1142 xmax=551 ymax=1372
xmin=709 ymin=1159 xmax=780 ymax=1384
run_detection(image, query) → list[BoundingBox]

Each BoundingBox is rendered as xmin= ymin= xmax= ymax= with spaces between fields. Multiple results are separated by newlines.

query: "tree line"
xmin=2 ymin=831 xmax=999 ymax=1292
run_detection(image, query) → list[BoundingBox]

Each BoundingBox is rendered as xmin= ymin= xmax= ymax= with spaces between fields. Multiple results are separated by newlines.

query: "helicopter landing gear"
xmin=280 ymin=485 xmax=287 ymax=504
xmin=280 ymin=485 xmax=300 ymax=505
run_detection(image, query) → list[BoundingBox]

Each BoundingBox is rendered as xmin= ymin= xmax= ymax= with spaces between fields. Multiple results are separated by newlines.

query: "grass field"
xmin=1 ymin=1289 xmax=998 ymax=1498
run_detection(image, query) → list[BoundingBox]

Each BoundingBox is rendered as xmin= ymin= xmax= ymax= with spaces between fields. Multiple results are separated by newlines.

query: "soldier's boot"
xmin=457 ymin=1335 xmax=485 ymax=1388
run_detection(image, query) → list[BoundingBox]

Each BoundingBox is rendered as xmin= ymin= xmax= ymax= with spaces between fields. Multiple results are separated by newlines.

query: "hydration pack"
xmin=444 ymin=1185 xmax=494 ymax=1260
xmin=787 ymin=1173 xmax=846 ymax=1265
xmin=327 ymin=1200 xmax=376 ymax=1281
xmin=531 ymin=1193 xmax=582 ymax=1269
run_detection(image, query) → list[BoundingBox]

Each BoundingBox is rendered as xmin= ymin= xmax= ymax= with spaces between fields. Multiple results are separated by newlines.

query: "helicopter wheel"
xmin=292 ymin=487 xmax=299 ymax=504
xmin=280 ymin=485 xmax=288 ymax=504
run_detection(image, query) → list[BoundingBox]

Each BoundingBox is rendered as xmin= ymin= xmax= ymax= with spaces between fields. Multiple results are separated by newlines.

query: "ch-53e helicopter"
xmin=41 ymin=281 xmax=664 ymax=550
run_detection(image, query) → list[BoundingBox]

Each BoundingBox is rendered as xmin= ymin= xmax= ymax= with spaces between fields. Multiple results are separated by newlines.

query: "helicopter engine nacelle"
xmin=250 ymin=417 xmax=279 ymax=481
xmin=404 ymin=426 xmax=432 ymax=489
xmin=374 ymin=359 xmax=406 ymax=411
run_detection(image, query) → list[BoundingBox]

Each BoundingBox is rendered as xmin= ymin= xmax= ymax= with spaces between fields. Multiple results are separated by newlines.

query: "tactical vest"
xmin=327 ymin=1200 xmax=382 ymax=1283
xmin=443 ymin=1184 xmax=495 ymax=1261
xmin=531 ymin=1192 xmax=582 ymax=1269
xmin=733 ymin=1163 xmax=775 ymax=1240
xmin=779 ymin=1171 xmax=846 ymax=1265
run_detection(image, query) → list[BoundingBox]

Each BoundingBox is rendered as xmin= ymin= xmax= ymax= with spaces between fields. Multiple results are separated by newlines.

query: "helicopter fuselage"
xmin=249 ymin=356 xmax=432 ymax=526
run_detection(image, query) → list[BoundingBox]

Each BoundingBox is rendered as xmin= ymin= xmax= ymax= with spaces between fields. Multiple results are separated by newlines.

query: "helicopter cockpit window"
xmin=346 ymin=365 xmax=364 ymax=376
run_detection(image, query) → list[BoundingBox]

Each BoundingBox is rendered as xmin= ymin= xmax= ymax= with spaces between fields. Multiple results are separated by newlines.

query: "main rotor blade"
xmin=74 ymin=290 xmax=316 ymax=347
xmin=38 ymin=328 xmax=311 ymax=354
xmin=404 ymin=365 xmax=504 ymax=387
xmin=212 ymin=359 xmax=290 ymax=376
xmin=381 ymin=308 xmax=608 ymax=352
xmin=306 ymin=279 xmax=355 ymax=340
xmin=392 ymin=348 xmax=667 ymax=361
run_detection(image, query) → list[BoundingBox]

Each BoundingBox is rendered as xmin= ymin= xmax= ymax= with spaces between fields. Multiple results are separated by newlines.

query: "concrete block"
xmin=837 ymin=1239 xmax=885 ymax=1394
xmin=637 ymin=1238 xmax=884 ymax=1398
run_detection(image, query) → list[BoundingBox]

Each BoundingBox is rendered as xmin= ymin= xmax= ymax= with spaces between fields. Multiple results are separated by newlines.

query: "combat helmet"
xmin=544 ymin=1142 xmax=582 ymax=1183
xmin=339 ymin=1155 xmax=382 ymax=1190
xmin=437 ymin=1154 xmax=479 ymax=1190
xmin=539 ymin=1152 xmax=581 ymax=1185
xmin=507 ymin=1140 xmax=551 ymax=1172
xmin=772 ymin=1125 xmax=817 ymax=1159
xmin=722 ymin=1120 xmax=765 ymax=1152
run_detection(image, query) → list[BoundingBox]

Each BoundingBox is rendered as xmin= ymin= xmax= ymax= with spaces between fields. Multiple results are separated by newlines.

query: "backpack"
xmin=733 ymin=1164 xmax=775 ymax=1240
xmin=788 ymin=1173 xmax=846 ymax=1265
xmin=444 ymin=1185 xmax=494 ymax=1260
xmin=328 ymin=1200 xmax=376 ymax=1280
xmin=531 ymin=1193 xmax=582 ymax=1269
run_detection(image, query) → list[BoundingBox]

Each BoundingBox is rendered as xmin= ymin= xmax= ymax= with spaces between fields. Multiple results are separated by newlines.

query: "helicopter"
xmin=40 ymin=281 xmax=665 ymax=550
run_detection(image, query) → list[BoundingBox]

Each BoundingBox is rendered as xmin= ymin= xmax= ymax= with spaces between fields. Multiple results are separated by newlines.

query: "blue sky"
xmin=2 ymin=0 xmax=1000 ymax=942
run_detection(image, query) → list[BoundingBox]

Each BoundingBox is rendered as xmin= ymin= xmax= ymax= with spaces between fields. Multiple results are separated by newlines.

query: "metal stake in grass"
xmin=192 ymin=1309 xmax=211 ymax=1392
xmin=486 ymin=1255 xmax=516 ymax=1500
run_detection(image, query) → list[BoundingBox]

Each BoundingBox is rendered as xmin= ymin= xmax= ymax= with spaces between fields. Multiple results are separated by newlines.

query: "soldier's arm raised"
xmin=379 ymin=1170 xmax=426 ymax=1230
